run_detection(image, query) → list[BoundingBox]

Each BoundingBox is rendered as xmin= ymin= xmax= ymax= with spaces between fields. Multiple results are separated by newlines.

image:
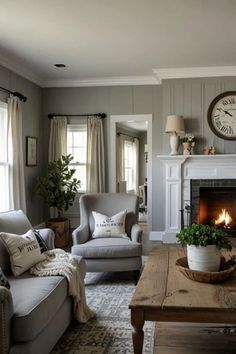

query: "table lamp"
xmin=165 ymin=115 xmax=185 ymax=155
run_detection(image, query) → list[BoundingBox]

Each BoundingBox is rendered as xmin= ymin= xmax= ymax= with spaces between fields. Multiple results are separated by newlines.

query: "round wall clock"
xmin=207 ymin=91 xmax=236 ymax=140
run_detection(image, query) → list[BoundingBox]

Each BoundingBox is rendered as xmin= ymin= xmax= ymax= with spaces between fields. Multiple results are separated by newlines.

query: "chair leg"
xmin=134 ymin=270 xmax=140 ymax=285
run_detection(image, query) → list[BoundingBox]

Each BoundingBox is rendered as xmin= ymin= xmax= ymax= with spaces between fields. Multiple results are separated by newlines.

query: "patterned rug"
xmin=51 ymin=272 xmax=154 ymax=354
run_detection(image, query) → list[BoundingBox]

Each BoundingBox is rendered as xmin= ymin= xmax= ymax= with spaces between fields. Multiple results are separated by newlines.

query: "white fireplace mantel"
xmin=155 ymin=154 xmax=236 ymax=243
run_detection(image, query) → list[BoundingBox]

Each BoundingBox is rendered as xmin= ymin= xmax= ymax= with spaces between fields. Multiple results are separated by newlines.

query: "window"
xmin=124 ymin=140 xmax=136 ymax=192
xmin=0 ymin=101 xmax=9 ymax=211
xmin=67 ymin=124 xmax=87 ymax=192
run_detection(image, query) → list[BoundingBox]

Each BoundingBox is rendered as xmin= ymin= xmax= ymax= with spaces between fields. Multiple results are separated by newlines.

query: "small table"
xmin=129 ymin=245 xmax=236 ymax=354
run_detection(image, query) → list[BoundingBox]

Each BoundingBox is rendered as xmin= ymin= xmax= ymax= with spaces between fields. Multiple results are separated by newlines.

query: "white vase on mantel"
xmin=187 ymin=245 xmax=221 ymax=272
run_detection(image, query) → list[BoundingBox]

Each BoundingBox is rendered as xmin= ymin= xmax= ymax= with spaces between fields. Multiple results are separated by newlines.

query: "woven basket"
xmin=176 ymin=257 xmax=236 ymax=283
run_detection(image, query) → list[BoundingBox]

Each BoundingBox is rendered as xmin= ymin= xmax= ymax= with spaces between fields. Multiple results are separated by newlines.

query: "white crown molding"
xmin=0 ymin=54 xmax=43 ymax=87
xmin=153 ymin=66 xmax=236 ymax=83
xmin=42 ymin=75 xmax=161 ymax=88
xmin=1 ymin=54 xmax=236 ymax=88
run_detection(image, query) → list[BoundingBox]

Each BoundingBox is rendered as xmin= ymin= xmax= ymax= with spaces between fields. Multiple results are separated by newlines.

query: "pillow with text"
xmin=92 ymin=210 xmax=128 ymax=238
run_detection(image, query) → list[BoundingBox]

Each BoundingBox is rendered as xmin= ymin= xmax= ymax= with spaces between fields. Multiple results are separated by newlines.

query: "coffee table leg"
xmin=131 ymin=309 xmax=144 ymax=354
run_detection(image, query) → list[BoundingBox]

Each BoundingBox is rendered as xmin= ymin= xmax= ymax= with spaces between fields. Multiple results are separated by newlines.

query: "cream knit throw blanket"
xmin=30 ymin=248 xmax=95 ymax=323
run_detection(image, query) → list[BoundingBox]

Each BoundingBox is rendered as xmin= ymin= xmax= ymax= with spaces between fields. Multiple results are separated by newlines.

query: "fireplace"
xmin=154 ymin=154 xmax=236 ymax=244
xmin=191 ymin=179 xmax=236 ymax=236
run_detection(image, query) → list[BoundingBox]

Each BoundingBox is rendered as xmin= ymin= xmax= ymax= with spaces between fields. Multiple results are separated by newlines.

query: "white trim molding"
xmin=43 ymin=75 xmax=160 ymax=88
xmin=153 ymin=66 xmax=236 ymax=83
xmin=157 ymin=154 xmax=236 ymax=243
xmin=109 ymin=114 xmax=153 ymax=229
xmin=1 ymin=52 xmax=236 ymax=88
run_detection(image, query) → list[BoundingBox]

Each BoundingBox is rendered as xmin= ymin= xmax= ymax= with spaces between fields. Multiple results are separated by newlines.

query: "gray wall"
xmin=42 ymin=79 xmax=236 ymax=231
xmin=2 ymin=63 xmax=236 ymax=232
xmin=0 ymin=64 xmax=44 ymax=226
xmin=161 ymin=77 xmax=236 ymax=155
xmin=42 ymin=86 xmax=163 ymax=229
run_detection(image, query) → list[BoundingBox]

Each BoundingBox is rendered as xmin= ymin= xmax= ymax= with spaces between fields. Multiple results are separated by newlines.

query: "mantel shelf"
xmin=157 ymin=154 xmax=236 ymax=160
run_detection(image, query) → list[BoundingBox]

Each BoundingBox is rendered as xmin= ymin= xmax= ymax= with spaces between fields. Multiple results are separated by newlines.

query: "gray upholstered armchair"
xmin=71 ymin=193 xmax=142 ymax=280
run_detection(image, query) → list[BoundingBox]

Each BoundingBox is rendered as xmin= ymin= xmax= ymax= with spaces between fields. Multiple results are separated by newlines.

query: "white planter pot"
xmin=187 ymin=245 xmax=221 ymax=272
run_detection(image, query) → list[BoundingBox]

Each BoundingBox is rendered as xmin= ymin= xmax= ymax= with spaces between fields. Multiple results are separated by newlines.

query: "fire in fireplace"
xmin=198 ymin=186 xmax=236 ymax=236
xmin=214 ymin=208 xmax=233 ymax=229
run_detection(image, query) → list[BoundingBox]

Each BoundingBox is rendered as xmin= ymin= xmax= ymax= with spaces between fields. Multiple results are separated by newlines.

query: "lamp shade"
xmin=165 ymin=115 xmax=185 ymax=134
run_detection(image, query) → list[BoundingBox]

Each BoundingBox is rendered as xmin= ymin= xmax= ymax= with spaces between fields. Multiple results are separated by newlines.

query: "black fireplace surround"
xmin=190 ymin=179 xmax=236 ymax=236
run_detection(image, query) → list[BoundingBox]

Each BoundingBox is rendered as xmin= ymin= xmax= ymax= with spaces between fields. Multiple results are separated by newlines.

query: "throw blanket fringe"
xmin=30 ymin=249 xmax=95 ymax=323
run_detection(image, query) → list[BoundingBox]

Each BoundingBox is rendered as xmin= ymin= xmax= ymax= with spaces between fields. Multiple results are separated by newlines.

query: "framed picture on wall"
xmin=26 ymin=136 xmax=37 ymax=166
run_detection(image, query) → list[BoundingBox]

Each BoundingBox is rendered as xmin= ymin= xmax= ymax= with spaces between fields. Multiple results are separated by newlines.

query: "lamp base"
xmin=169 ymin=134 xmax=179 ymax=155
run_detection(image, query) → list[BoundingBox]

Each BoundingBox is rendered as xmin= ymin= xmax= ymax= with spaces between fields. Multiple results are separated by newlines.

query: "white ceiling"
xmin=1 ymin=0 xmax=236 ymax=87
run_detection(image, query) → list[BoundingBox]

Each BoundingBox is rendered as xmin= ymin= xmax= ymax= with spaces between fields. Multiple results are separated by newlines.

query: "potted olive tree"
xmin=176 ymin=224 xmax=232 ymax=272
xmin=36 ymin=154 xmax=80 ymax=247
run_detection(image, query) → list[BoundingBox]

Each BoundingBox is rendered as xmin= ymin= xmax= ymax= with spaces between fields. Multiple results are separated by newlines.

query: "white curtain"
xmin=117 ymin=134 xmax=124 ymax=181
xmin=7 ymin=95 xmax=26 ymax=212
xmin=48 ymin=116 xmax=67 ymax=217
xmin=87 ymin=117 xmax=105 ymax=193
xmin=133 ymin=137 xmax=139 ymax=195
xmin=116 ymin=134 xmax=126 ymax=192
xmin=48 ymin=117 xmax=67 ymax=162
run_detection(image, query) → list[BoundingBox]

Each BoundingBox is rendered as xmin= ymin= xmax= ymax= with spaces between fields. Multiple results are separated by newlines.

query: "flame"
xmin=215 ymin=208 xmax=232 ymax=227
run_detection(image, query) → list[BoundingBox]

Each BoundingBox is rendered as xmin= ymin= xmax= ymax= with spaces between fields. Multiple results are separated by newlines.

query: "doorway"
xmin=109 ymin=114 xmax=152 ymax=228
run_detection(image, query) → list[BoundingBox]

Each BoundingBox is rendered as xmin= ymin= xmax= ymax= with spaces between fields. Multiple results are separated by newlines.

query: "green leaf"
xmin=36 ymin=154 xmax=81 ymax=213
xmin=176 ymin=223 xmax=232 ymax=250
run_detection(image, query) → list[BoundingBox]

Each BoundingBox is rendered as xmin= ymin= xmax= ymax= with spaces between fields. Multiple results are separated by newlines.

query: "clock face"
xmin=207 ymin=91 xmax=236 ymax=140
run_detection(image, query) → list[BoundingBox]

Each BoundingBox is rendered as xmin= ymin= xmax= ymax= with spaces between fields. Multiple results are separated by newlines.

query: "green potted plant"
xmin=36 ymin=154 xmax=80 ymax=247
xmin=176 ymin=224 xmax=232 ymax=272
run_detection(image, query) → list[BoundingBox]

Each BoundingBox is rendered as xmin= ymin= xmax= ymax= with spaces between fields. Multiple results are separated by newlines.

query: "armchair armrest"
xmin=35 ymin=228 xmax=55 ymax=250
xmin=131 ymin=224 xmax=143 ymax=243
xmin=0 ymin=286 xmax=13 ymax=354
xmin=72 ymin=224 xmax=90 ymax=245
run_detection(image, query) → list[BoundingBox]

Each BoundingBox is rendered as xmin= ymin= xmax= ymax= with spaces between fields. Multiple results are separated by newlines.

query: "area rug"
xmin=51 ymin=272 xmax=154 ymax=354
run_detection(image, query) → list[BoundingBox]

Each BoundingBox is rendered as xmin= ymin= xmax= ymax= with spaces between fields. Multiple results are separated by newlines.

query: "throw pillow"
xmin=0 ymin=267 xmax=10 ymax=289
xmin=33 ymin=230 xmax=48 ymax=253
xmin=0 ymin=230 xmax=46 ymax=276
xmin=92 ymin=210 xmax=128 ymax=238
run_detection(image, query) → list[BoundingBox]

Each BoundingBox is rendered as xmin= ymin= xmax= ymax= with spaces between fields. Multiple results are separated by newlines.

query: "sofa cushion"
xmin=0 ymin=210 xmax=33 ymax=274
xmin=72 ymin=237 xmax=142 ymax=258
xmin=0 ymin=230 xmax=46 ymax=276
xmin=9 ymin=273 xmax=68 ymax=342
xmin=0 ymin=210 xmax=32 ymax=234
xmin=0 ymin=266 xmax=10 ymax=289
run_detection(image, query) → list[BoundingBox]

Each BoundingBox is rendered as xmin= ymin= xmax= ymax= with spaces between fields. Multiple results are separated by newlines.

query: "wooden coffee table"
xmin=129 ymin=245 xmax=236 ymax=354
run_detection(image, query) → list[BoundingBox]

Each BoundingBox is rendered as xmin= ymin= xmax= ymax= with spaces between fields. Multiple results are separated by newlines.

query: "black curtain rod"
xmin=48 ymin=112 xmax=106 ymax=119
xmin=117 ymin=132 xmax=139 ymax=140
xmin=0 ymin=86 xmax=27 ymax=102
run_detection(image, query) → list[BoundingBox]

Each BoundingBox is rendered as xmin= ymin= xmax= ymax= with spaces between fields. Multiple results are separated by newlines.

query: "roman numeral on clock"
xmin=220 ymin=125 xmax=233 ymax=135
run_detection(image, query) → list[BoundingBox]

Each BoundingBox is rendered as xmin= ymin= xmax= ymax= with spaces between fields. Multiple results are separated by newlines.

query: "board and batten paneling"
xmin=162 ymin=77 xmax=236 ymax=155
xmin=43 ymin=77 xmax=236 ymax=232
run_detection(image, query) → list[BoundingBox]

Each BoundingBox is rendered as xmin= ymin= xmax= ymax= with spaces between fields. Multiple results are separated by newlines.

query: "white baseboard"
xmin=149 ymin=231 xmax=164 ymax=241
xmin=150 ymin=231 xmax=178 ymax=244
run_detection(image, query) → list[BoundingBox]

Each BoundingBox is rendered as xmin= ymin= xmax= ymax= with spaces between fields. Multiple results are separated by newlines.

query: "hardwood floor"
xmin=139 ymin=222 xmax=162 ymax=255
xmin=153 ymin=322 xmax=236 ymax=354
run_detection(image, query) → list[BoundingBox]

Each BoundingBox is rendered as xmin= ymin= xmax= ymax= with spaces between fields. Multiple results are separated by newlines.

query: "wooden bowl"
xmin=176 ymin=257 xmax=236 ymax=283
